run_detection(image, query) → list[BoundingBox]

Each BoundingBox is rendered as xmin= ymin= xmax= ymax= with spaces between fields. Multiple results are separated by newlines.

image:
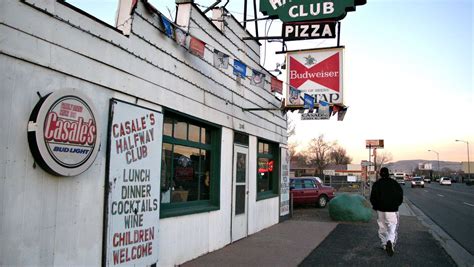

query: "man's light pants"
xmin=377 ymin=211 xmax=399 ymax=247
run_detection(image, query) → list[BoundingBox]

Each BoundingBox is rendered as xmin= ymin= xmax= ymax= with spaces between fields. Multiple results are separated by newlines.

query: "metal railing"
xmin=322 ymin=176 xmax=370 ymax=198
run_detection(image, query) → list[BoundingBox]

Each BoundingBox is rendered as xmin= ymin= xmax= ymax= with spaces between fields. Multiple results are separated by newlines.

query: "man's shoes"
xmin=386 ymin=241 xmax=394 ymax=257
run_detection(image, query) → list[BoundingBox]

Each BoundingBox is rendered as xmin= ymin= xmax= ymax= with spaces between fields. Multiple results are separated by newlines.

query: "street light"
xmin=455 ymin=139 xmax=471 ymax=183
xmin=428 ymin=149 xmax=440 ymax=179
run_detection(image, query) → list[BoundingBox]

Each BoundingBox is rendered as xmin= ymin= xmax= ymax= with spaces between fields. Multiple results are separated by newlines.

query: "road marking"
xmin=423 ymin=190 xmax=428 ymax=193
xmin=463 ymin=202 xmax=474 ymax=207
xmin=437 ymin=194 xmax=444 ymax=197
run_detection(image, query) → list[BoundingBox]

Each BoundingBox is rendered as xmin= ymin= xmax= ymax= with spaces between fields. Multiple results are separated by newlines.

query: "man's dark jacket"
xmin=370 ymin=177 xmax=403 ymax=212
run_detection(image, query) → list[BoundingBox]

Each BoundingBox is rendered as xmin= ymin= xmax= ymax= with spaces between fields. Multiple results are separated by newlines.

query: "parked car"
xmin=423 ymin=177 xmax=431 ymax=183
xmin=411 ymin=177 xmax=425 ymax=188
xmin=290 ymin=177 xmax=336 ymax=208
xmin=439 ymin=177 xmax=452 ymax=186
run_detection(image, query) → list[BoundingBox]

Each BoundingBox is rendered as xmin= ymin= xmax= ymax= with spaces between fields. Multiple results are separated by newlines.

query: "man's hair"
xmin=379 ymin=167 xmax=389 ymax=178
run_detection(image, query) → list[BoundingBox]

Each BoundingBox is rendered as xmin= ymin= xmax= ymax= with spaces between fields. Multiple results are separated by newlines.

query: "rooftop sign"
xmin=366 ymin=139 xmax=384 ymax=148
xmin=260 ymin=0 xmax=367 ymax=22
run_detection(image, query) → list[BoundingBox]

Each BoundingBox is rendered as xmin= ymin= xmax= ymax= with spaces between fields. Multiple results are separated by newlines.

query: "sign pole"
xmin=374 ymin=148 xmax=377 ymax=179
xmin=243 ymin=0 xmax=247 ymax=28
xmin=253 ymin=0 xmax=258 ymax=38
xmin=368 ymin=145 xmax=372 ymax=183
xmin=337 ymin=21 xmax=341 ymax=47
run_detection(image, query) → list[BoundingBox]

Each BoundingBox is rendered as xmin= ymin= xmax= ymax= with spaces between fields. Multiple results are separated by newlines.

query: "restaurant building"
xmin=0 ymin=0 xmax=289 ymax=266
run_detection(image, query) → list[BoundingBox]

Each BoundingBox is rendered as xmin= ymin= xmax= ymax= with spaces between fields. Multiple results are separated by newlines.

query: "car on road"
xmin=290 ymin=177 xmax=336 ymax=208
xmin=423 ymin=176 xmax=431 ymax=183
xmin=439 ymin=177 xmax=452 ymax=186
xmin=393 ymin=172 xmax=406 ymax=185
xmin=411 ymin=177 xmax=425 ymax=188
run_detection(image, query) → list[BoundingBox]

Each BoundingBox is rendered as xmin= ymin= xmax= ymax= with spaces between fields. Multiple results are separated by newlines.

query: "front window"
xmin=291 ymin=179 xmax=303 ymax=189
xmin=257 ymin=140 xmax=279 ymax=200
xmin=303 ymin=179 xmax=316 ymax=189
xmin=161 ymin=145 xmax=210 ymax=203
xmin=160 ymin=111 xmax=220 ymax=217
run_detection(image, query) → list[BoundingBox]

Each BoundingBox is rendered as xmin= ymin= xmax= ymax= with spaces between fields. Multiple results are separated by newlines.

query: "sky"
xmin=68 ymin=0 xmax=473 ymax=164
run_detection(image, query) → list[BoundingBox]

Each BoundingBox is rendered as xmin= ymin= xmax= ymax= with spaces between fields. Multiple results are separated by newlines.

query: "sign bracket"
xmin=242 ymin=107 xmax=284 ymax=111
xmin=276 ymin=45 xmax=345 ymax=54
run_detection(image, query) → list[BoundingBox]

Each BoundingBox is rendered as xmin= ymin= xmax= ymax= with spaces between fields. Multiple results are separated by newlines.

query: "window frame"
xmin=160 ymin=110 xmax=221 ymax=218
xmin=256 ymin=139 xmax=280 ymax=201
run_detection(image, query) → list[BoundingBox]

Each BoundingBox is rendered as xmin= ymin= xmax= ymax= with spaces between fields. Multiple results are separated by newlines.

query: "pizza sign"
xmin=287 ymin=47 xmax=343 ymax=106
xmin=28 ymin=89 xmax=101 ymax=176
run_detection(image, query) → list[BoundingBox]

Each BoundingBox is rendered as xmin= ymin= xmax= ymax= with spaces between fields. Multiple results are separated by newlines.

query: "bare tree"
xmin=305 ymin=135 xmax=334 ymax=175
xmin=376 ymin=151 xmax=393 ymax=171
xmin=291 ymin=152 xmax=309 ymax=167
xmin=329 ymin=145 xmax=352 ymax=165
xmin=288 ymin=142 xmax=298 ymax=158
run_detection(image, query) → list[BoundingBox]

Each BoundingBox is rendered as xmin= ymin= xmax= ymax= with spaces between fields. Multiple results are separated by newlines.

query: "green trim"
xmin=257 ymin=153 xmax=274 ymax=159
xmin=163 ymin=136 xmax=212 ymax=150
xmin=256 ymin=191 xmax=279 ymax=201
xmin=163 ymin=108 xmax=221 ymax=129
xmin=160 ymin=201 xmax=220 ymax=218
xmin=210 ymin=129 xmax=221 ymax=206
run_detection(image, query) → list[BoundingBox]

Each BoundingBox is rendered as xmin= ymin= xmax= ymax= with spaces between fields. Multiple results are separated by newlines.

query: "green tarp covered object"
xmin=328 ymin=194 xmax=372 ymax=222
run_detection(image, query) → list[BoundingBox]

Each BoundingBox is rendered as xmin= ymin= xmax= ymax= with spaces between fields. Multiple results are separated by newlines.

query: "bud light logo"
xmin=28 ymin=89 xmax=101 ymax=176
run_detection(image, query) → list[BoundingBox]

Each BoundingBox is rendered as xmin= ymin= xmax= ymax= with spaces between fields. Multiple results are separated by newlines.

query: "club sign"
xmin=260 ymin=0 xmax=366 ymax=23
xmin=27 ymin=89 xmax=101 ymax=176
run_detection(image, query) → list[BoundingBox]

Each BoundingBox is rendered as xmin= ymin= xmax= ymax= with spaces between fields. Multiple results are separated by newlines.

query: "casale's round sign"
xmin=27 ymin=89 xmax=101 ymax=176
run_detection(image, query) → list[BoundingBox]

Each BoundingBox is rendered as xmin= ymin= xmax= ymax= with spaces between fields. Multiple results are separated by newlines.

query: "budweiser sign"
xmin=28 ymin=89 xmax=101 ymax=176
xmin=287 ymin=47 xmax=344 ymax=106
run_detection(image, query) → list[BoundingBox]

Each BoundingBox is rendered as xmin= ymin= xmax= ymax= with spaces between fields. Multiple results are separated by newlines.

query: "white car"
xmin=439 ymin=177 xmax=452 ymax=186
xmin=411 ymin=177 xmax=425 ymax=188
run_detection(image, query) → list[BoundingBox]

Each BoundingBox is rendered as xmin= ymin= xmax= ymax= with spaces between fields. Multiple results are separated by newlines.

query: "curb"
xmin=405 ymin=198 xmax=474 ymax=267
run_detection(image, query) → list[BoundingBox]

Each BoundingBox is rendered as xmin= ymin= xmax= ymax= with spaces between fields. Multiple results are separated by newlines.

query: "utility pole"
xmin=456 ymin=140 xmax=471 ymax=183
xmin=368 ymin=145 xmax=372 ymax=181
xmin=428 ymin=149 xmax=440 ymax=180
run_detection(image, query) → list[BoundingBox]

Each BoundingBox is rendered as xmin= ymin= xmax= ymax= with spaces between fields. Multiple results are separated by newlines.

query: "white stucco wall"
xmin=0 ymin=0 xmax=286 ymax=266
xmin=0 ymin=54 xmax=110 ymax=266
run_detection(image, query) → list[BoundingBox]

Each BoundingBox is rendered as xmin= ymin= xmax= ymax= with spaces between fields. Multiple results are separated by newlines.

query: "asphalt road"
xmin=403 ymin=182 xmax=474 ymax=255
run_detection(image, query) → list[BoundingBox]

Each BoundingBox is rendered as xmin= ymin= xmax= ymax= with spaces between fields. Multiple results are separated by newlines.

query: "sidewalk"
xmin=181 ymin=201 xmax=458 ymax=267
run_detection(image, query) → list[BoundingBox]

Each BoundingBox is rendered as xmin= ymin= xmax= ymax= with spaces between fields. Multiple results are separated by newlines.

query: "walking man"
xmin=370 ymin=167 xmax=403 ymax=256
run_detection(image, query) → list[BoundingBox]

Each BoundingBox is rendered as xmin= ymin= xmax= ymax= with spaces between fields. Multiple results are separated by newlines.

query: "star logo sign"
xmin=304 ymin=55 xmax=316 ymax=66
xmin=289 ymin=52 xmax=340 ymax=92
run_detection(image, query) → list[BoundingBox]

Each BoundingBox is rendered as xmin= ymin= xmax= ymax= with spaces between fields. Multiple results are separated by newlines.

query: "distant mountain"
xmin=383 ymin=160 xmax=462 ymax=174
